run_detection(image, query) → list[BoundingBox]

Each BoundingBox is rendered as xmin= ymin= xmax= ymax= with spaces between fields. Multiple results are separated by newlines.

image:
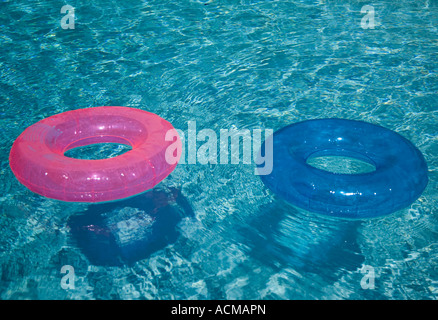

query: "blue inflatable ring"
xmin=259 ymin=119 xmax=428 ymax=219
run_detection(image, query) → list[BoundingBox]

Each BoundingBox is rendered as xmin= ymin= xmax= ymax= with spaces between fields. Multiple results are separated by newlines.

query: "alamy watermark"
xmin=165 ymin=121 xmax=274 ymax=175
xmin=60 ymin=5 xmax=376 ymax=31
xmin=361 ymin=5 xmax=375 ymax=29
xmin=60 ymin=265 xmax=75 ymax=290
xmin=360 ymin=265 xmax=375 ymax=290
xmin=61 ymin=5 xmax=75 ymax=29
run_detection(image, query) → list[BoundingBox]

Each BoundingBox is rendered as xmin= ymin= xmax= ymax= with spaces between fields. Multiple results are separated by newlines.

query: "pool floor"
xmin=0 ymin=0 xmax=437 ymax=300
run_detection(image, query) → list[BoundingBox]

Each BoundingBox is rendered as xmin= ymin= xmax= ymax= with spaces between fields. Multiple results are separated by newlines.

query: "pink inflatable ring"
xmin=9 ymin=106 xmax=181 ymax=202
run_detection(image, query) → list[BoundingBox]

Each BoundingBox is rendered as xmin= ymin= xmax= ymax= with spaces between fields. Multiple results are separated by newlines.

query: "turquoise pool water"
xmin=1 ymin=0 xmax=437 ymax=299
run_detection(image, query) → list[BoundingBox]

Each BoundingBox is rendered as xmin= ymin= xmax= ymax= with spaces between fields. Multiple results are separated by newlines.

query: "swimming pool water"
xmin=0 ymin=0 xmax=437 ymax=299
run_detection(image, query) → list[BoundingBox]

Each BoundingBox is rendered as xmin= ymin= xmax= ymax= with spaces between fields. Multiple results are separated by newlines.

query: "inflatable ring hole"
xmin=306 ymin=153 xmax=376 ymax=175
xmin=64 ymin=142 xmax=132 ymax=160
